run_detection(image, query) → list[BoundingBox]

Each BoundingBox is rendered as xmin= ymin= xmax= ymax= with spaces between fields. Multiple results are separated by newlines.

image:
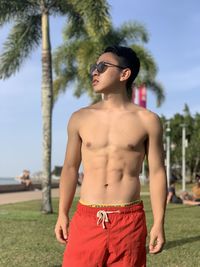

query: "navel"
xmin=104 ymin=183 xmax=109 ymax=187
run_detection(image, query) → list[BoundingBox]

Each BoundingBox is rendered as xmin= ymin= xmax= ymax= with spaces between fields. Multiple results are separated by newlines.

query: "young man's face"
xmin=91 ymin=52 xmax=126 ymax=94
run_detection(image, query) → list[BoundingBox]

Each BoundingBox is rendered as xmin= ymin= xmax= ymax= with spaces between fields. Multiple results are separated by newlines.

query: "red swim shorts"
xmin=62 ymin=201 xmax=147 ymax=267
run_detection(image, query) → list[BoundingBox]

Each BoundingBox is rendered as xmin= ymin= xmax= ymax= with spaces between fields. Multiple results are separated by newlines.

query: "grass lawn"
xmin=0 ymin=196 xmax=200 ymax=267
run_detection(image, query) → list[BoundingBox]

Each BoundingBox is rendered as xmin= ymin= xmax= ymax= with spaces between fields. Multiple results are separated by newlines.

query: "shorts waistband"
xmin=79 ymin=199 xmax=141 ymax=207
xmin=77 ymin=200 xmax=144 ymax=216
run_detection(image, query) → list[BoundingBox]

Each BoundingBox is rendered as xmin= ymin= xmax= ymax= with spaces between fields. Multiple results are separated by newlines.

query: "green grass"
xmin=0 ymin=196 xmax=200 ymax=267
xmin=141 ymin=181 xmax=195 ymax=194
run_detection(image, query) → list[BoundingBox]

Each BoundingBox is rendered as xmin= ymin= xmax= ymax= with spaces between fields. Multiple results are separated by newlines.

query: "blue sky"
xmin=0 ymin=0 xmax=200 ymax=177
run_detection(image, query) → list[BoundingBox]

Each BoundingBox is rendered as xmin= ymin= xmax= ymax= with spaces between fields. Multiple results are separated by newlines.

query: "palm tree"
xmin=53 ymin=21 xmax=165 ymax=106
xmin=0 ymin=0 xmax=111 ymax=213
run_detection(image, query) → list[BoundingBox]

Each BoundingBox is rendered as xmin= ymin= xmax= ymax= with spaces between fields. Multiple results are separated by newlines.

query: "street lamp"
xmin=181 ymin=124 xmax=187 ymax=191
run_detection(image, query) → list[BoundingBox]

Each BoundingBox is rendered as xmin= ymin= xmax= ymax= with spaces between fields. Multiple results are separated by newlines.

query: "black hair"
xmin=103 ymin=45 xmax=140 ymax=98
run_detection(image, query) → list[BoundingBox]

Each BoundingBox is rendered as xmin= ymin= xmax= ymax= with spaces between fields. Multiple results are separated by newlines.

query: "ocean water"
xmin=0 ymin=177 xmax=20 ymax=185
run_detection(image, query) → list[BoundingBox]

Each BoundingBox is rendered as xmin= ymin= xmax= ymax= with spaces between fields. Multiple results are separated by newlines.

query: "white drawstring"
xmin=96 ymin=210 xmax=120 ymax=229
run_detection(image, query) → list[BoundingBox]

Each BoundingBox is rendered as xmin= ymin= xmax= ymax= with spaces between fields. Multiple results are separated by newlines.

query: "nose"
xmin=91 ymin=68 xmax=99 ymax=78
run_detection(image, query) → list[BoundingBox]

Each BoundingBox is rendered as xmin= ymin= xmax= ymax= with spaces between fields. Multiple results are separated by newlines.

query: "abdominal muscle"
xmin=80 ymin=149 xmax=143 ymax=205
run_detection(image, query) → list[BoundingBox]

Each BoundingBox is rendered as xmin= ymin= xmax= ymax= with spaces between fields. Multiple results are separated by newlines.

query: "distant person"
xmin=192 ymin=174 xmax=200 ymax=201
xmin=17 ymin=170 xmax=33 ymax=189
xmin=167 ymin=180 xmax=200 ymax=206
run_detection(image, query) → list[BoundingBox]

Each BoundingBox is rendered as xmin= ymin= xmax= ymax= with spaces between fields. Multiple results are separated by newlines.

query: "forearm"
xmin=59 ymin=167 xmax=78 ymax=216
xmin=166 ymin=192 xmax=172 ymax=204
xmin=149 ymin=170 xmax=167 ymax=225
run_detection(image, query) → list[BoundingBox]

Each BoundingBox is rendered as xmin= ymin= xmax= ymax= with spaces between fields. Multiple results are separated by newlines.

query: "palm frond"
xmin=145 ymin=80 xmax=165 ymax=107
xmin=53 ymin=71 xmax=76 ymax=103
xmin=62 ymin=11 xmax=86 ymax=40
xmin=117 ymin=22 xmax=149 ymax=44
xmin=53 ymin=38 xmax=102 ymax=100
xmin=48 ymin=0 xmax=73 ymax=15
xmin=67 ymin=0 xmax=111 ymax=38
xmin=0 ymin=15 xmax=41 ymax=79
xmin=101 ymin=28 xmax=125 ymax=47
xmin=132 ymin=44 xmax=158 ymax=81
xmin=0 ymin=0 xmax=39 ymax=26
xmin=53 ymin=41 xmax=81 ymax=75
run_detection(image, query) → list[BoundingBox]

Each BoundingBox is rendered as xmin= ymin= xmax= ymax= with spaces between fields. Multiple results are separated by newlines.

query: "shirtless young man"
xmin=55 ymin=45 xmax=167 ymax=267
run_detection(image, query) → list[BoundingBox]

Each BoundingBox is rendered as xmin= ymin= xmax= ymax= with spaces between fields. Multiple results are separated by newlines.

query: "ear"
xmin=119 ymin=68 xmax=131 ymax=81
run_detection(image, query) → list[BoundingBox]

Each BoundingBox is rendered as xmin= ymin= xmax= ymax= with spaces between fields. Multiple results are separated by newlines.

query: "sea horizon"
xmin=0 ymin=177 xmax=20 ymax=185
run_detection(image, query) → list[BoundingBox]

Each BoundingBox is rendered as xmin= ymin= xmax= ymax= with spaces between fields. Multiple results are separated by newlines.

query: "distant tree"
xmin=186 ymin=112 xmax=200 ymax=180
xmin=53 ymin=21 xmax=165 ymax=106
xmin=169 ymin=113 xmax=184 ymax=176
xmin=0 ymin=0 xmax=110 ymax=213
xmin=163 ymin=104 xmax=200 ymax=182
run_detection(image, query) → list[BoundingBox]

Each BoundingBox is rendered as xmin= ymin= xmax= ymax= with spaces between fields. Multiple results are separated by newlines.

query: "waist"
xmin=79 ymin=198 xmax=141 ymax=207
xmin=80 ymin=178 xmax=140 ymax=201
xmin=77 ymin=199 xmax=144 ymax=216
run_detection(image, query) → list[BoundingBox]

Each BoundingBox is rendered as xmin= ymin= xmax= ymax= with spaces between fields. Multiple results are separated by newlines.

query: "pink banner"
xmin=138 ymin=85 xmax=147 ymax=108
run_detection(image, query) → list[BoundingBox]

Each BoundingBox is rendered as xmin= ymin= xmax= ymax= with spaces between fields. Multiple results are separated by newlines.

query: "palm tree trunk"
xmin=41 ymin=11 xmax=53 ymax=213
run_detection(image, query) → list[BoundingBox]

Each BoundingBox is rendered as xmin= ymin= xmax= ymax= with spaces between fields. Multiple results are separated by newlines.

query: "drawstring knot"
xmin=96 ymin=210 xmax=120 ymax=229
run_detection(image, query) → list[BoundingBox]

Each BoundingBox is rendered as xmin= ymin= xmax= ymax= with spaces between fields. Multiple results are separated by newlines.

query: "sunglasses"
xmin=90 ymin=61 xmax=126 ymax=77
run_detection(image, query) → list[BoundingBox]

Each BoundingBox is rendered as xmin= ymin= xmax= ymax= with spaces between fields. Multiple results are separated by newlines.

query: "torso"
xmin=78 ymin=102 xmax=149 ymax=204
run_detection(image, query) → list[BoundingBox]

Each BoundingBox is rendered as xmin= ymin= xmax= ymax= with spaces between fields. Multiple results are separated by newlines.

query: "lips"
xmin=92 ymin=79 xmax=99 ymax=86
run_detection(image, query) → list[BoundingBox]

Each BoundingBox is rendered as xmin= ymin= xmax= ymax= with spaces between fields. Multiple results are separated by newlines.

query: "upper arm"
xmin=62 ymin=112 xmax=82 ymax=172
xmin=145 ymin=113 xmax=165 ymax=175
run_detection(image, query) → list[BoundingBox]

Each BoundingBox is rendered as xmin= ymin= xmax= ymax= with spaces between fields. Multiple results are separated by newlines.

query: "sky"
xmin=0 ymin=0 xmax=200 ymax=177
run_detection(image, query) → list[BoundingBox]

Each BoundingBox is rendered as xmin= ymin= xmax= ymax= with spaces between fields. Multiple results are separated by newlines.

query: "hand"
xmin=149 ymin=224 xmax=165 ymax=254
xmin=55 ymin=214 xmax=69 ymax=244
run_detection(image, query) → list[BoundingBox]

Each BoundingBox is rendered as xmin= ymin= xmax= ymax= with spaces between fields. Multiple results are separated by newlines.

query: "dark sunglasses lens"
xmin=90 ymin=62 xmax=107 ymax=77
xmin=90 ymin=64 xmax=96 ymax=76
xmin=97 ymin=62 xmax=106 ymax=73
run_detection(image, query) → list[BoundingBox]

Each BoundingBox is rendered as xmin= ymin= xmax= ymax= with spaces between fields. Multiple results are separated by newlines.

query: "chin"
xmin=93 ymin=88 xmax=105 ymax=94
xmin=94 ymin=84 xmax=109 ymax=92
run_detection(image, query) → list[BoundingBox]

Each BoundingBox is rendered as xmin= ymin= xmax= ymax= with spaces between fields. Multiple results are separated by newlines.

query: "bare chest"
xmin=79 ymin=112 xmax=147 ymax=151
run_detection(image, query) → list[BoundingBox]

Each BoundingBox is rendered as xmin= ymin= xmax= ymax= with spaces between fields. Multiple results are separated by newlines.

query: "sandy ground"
xmin=0 ymin=186 xmax=81 ymax=205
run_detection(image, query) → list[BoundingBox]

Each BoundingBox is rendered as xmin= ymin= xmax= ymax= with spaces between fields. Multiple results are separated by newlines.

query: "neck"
xmin=101 ymin=91 xmax=130 ymax=110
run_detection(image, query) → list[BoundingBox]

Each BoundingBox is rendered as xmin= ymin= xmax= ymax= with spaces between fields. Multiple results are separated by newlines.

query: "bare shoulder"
xmin=71 ymin=102 xmax=102 ymax=117
xmin=132 ymin=105 xmax=162 ymax=134
xmin=69 ymin=104 xmax=94 ymax=118
xmin=67 ymin=104 xmax=97 ymax=128
xmin=67 ymin=108 xmax=84 ymax=131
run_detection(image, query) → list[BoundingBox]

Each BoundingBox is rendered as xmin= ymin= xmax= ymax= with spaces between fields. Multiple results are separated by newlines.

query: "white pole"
xmin=182 ymin=124 xmax=186 ymax=191
xmin=141 ymin=160 xmax=145 ymax=185
xmin=166 ymin=121 xmax=171 ymax=188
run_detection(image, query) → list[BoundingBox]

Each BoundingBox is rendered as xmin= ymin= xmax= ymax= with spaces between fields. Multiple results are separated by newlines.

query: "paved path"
xmin=0 ymin=187 xmax=81 ymax=205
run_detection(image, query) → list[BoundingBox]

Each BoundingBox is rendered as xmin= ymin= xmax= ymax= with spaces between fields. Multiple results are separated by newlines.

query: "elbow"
xmin=60 ymin=165 xmax=79 ymax=180
xmin=149 ymin=168 xmax=167 ymax=182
